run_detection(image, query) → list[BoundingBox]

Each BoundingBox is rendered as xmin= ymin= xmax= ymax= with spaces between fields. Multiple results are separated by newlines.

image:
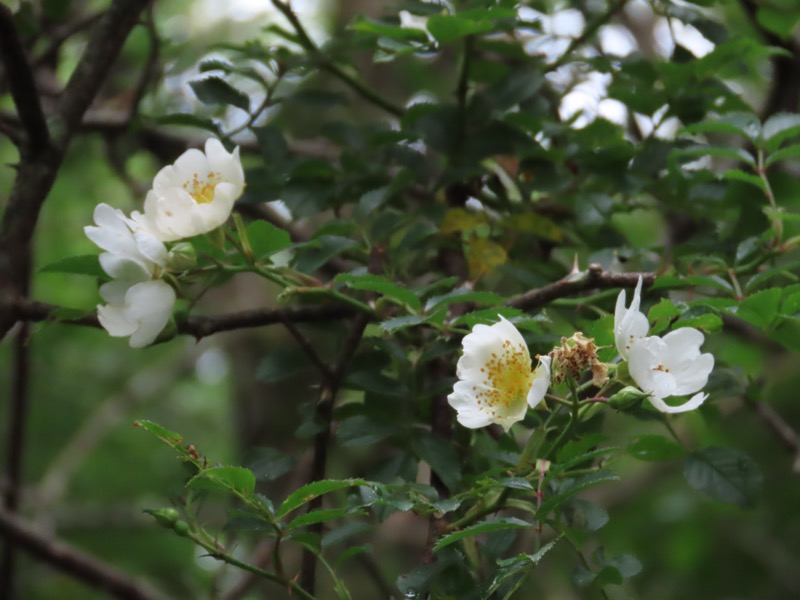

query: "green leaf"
xmin=486 ymin=535 xmax=563 ymax=596
xmin=736 ymin=288 xmax=782 ymax=329
xmin=537 ymin=471 xmax=620 ymax=518
xmin=411 ymin=432 xmax=462 ymax=492
xmin=277 ymin=479 xmax=369 ymax=518
xmin=133 ymin=420 xmax=184 ymax=449
xmin=670 ymin=145 xmax=755 ymax=167
xmin=246 ymin=220 xmax=291 ymax=259
xmin=40 ymin=255 xmax=107 ymax=279
xmin=154 ymin=113 xmax=222 ymax=135
xmin=679 ymin=112 xmax=760 ymax=139
xmin=426 ymin=14 xmax=494 ymax=44
xmin=336 ymin=415 xmax=399 ymax=447
xmin=246 ymin=447 xmax=296 ymax=482
xmin=292 ymin=236 xmax=357 ymax=273
xmin=187 ymin=466 xmax=256 ymax=499
xmin=433 ymin=517 xmax=530 ymax=553
xmin=379 ymin=311 xmax=446 ymax=333
xmin=336 ymin=273 xmax=421 ymax=310
xmin=765 ymin=144 xmax=800 ymax=167
xmin=722 ymin=168 xmax=765 ymax=191
xmin=762 ymin=112 xmax=800 ymax=151
xmin=190 ymin=76 xmax=250 ymax=111
xmin=424 ymin=288 xmax=502 ymax=312
xmin=287 ymin=508 xmax=361 ymax=531
xmin=683 ymin=446 xmax=762 ymax=508
xmin=627 ymin=435 xmax=685 ymax=462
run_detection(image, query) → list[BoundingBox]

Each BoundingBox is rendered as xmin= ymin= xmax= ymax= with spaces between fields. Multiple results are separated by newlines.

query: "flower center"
xmin=475 ymin=339 xmax=533 ymax=416
xmin=183 ymin=171 xmax=221 ymax=205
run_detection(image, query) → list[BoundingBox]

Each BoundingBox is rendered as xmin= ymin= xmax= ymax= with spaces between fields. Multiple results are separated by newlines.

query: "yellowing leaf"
xmin=502 ymin=213 xmax=563 ymax=242
xmin=466 ymin=237 xmax=507 ymax=279
xmin=441 ymin=208 xmax=486 ymax=234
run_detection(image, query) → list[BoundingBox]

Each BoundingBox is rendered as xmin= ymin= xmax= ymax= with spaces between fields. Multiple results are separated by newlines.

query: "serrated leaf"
xmin=424 ymin=287 xmax=502 ymax=312
xmin=487 ymin=535 xmax=563 ymax=596
xmin=287 ymin=508 xmax=360 ymax=531
xmin=187 ymin=466 xmax=256 ymax=499
xmin=722 ymin=168 xmax=765 ymax=191
xmin=190 ymin=76 xmax=250 ymax=111
xmin=40 ymin=255 xmax=107 ymax=279
xmin=684 ymin=446 xmax=762 ymax=508
xmin=379 ymin=314 xmax=424 ymax=333
xmin=278 ymin=479 xmax=369 ymax=518
xmin=671 ymin=145 xmax=755 ymax=167
xmin=537 ymin=471 xmax=620 ymax=518
xmin=426 ymin=14 xmax=494 ymax=44
xmin=336 ymin=273 xmax=420 ymax=310
xmin=765 ymin=143 xmax=800 ymax=167
xmin=155 ymin=113 xmax=222 ymax=135
xmin=627 ymin=435 xmax=685 ymax=461
xmin=433 ymin=517 xmax=530 ymax=553
xmin=762 ymin=112 xmax=800 ymax=150
xmin=133 ymin=420 xmax=184 ymax=448
xmin=246 ymin=220 xmax=291 ymax=259
xmin=736 ymin=288 xmax=781 ymax=329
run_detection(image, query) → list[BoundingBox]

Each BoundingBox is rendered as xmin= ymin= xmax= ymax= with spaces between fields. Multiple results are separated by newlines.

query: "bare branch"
xmin=0 ymin=324 xmax=30 ymax=598
xmin=745 ymin=397 xmax=800 ymax=474
xmin=0 ymin=5 xmax=50 ymax=157
xmin=507 ymin=264 xmax=653 ymax=312
xmin=0 ymin=506 xmax=169 ymax=600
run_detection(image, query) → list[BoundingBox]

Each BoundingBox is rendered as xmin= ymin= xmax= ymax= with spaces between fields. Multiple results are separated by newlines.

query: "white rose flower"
xmin=614 ymin=276 xmax=649 ymax=360
xmin=85 ymin=203 xmax=175 ymax=347
xmin=627 ymin=328 xmax=714 ymax=414
xmin=97 ymin=279 xmax=176 ymax=348
xmin=448 ymin=316 xmax=551 ymax=431
xmin=84 ymin=203 xmax=166 ymax=280
xmin=133 ymin=138 xmax=244 ymax=242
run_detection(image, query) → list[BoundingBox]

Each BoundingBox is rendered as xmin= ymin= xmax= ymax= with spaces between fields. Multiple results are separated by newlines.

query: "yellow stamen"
xmin=182 ymin=171 xmax=221 ymax=205
xmin=474 ymin=340 xmax=533 ymax=417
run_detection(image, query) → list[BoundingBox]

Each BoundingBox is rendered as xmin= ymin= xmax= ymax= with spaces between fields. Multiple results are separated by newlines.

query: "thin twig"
xmin=0 ymin=506 xmax=169 ymax=600
xmin=269 ymin=0 xmax=404 ymax=117
xmin=745 ymin=397 xmax=800 ymax=474
xmin=279 ymin=315 xmax=333 ymax=379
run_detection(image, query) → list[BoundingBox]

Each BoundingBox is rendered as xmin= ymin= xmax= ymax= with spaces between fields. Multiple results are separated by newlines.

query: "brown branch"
xmin=507 ymin=264 xmax=653 ymax=311
xmin=0 ymin=0 xmax=152 ymax=342
xmin=0 ymin=506 xmax=168 ymax=600
xmin=0 ymin=4 xmax=50 ymax=157
xmin=0 ymin=324 xmax=30 ymax=598
xmin=299 ymin=311 xmax=370 ymax=594
xmin=12 ymin=299 xmax=358 ymax=339
xmin=745 ymin=397 xmax=800 ymax=474
xmin=54 ymin=0 xmax=152 ymax=146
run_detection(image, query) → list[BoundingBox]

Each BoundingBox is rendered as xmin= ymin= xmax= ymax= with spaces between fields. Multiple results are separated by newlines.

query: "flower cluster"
xmin=615 ymin=277 xmax=714 ymax=413
xmin=449 ymin=277 xmax=715 ymax=431
xmin=85 ymin=139 xmax=244 ymax=347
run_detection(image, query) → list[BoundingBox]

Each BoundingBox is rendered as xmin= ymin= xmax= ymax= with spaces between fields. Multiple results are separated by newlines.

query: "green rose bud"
xmin=145 ymin=508 xmax=180 ymax=528
xmin=608 ymin=386 xmax=649 ymax=410
xmin=166 ymin=242 xmax=197 ymax=271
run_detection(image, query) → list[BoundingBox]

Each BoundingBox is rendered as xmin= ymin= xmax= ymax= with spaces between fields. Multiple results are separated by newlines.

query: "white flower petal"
xmin=648 ymin=392 xmax=708 ymax=414
xmin=614 ymin=276 xmax=649 ymax=359
xmin=99 ymin=254 xmax=149 ymax=281
xmin=97 ymin=280 xmax=175 ymax=348
xmin=142 ymin=139 xmax=244 ymax=241
xmin=527 ymin=355 xmax=551 ymax=409
xmin=449 ymin=316 xmax=545 ymax=431
xmin=661 ymin=327 xmax=704 ymax=358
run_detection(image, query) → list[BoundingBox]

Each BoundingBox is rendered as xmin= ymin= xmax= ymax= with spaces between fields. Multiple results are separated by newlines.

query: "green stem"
xmin=757 ymin=147 xmax=783 ymax=244
xmin=189 ymin=532 xmax=316 ymax=600
xmin=285 ymin=286 xmax=374 ymax=315
xmin=545 ymin=379 xmax=581 ymax=460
